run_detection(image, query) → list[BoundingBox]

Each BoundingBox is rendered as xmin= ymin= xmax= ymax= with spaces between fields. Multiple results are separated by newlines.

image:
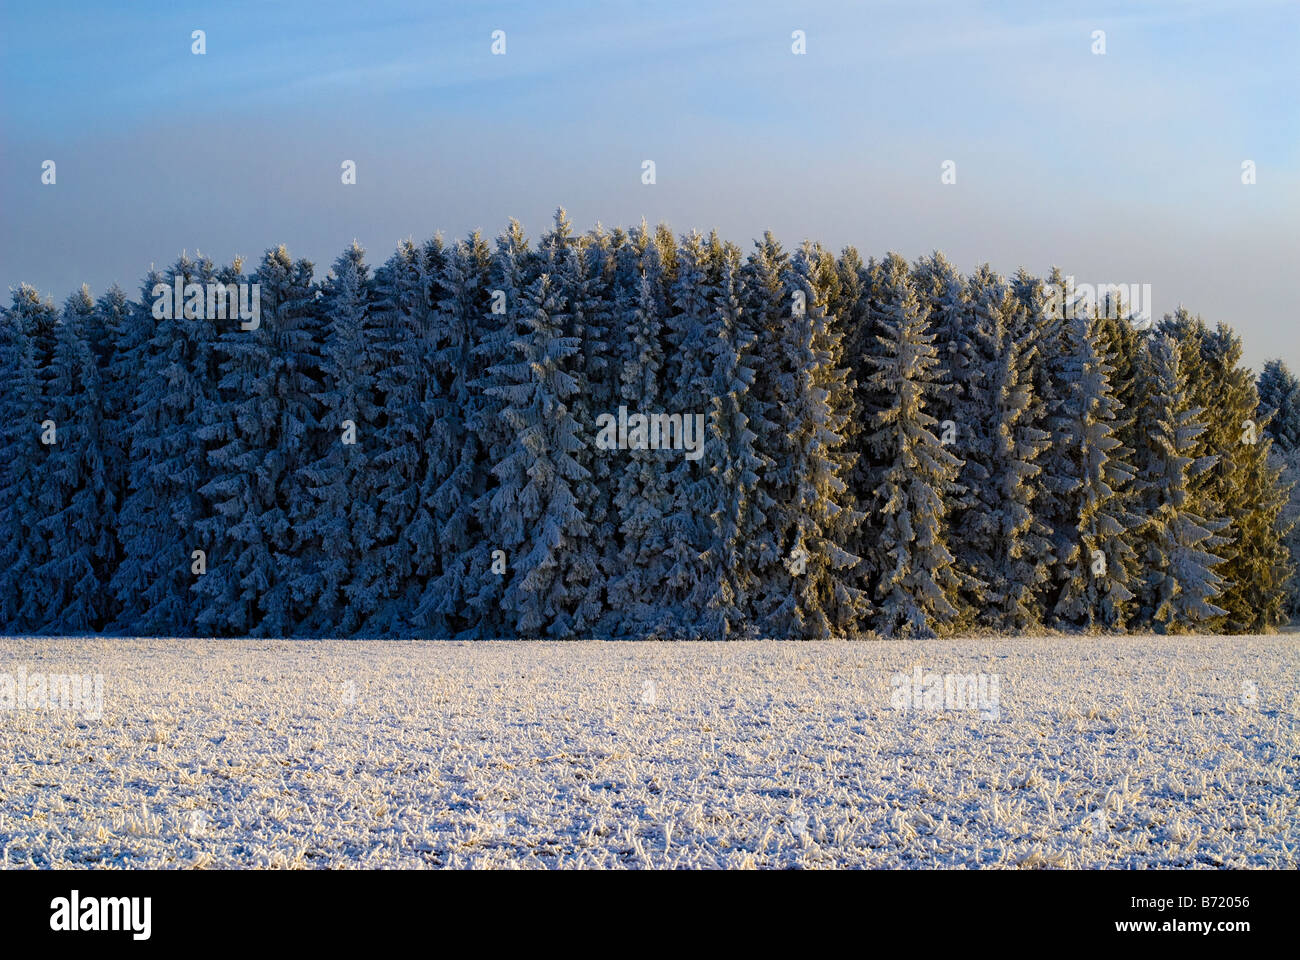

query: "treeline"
xmin=0 ymin=210 xmax=1292 ymax=639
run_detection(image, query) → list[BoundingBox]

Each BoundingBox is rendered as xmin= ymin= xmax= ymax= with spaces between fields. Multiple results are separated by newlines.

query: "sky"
xmin=2 ymin=0 xmax=1296 ymax=369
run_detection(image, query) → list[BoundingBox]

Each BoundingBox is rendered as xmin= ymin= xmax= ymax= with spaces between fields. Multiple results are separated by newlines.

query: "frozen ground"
xmin=1 ymin=635 xmax=1297 ymax=869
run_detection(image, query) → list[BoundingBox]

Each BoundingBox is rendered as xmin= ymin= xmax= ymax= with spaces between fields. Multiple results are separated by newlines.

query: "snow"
xmin=1 ymin=634 xmax=1296 ymax=868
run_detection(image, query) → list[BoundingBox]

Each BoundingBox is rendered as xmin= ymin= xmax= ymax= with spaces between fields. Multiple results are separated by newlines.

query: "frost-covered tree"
xmin=0 ymin=289 xmax=51 ymax=632
xmin=1048 ymin=302 xmax=1138 ymax=630
xmin=951 ymin=269 xmax=1052 ymax=631
xmin=471 ymin=220 xmax=537 ymax=637
xmin=541 ymin=210 xmax=611 ymax=635
xmin=1195 ymin=321 xmax=1290 ymax=632
xmin=5 ymin=283 xmax=59 ymax=376
xmin=484 ymin=271 xmax=592 ymax=637
xmin=692 ymin=238 xmax=773 ymax=639
xmin=911 ymin=251 xmax=973 ymax=459
xmin=739 ymin=233 xmax=793 ymax=623
xmin=193 ymin=247 xmax=319 ymax=636
xmin=605 ymin=231 xmax=676 ymax=636
xmin=292 ymin=243 xmax=381 ymax=635
xmin=654 ymin=231 xmax=729 ymax=636
xmin=112 ymin=254 xmax=224 ymax=635
xmin=1257 ymin=358 xmax=1300 ymax=453
xmin=411 ymin=233 xmax=495 ymax=638
xmin=860 ymin=254 xmax=963 ymax=638
xmin=95 ymin=282 xmax=140 ymax=623
xmin=347 ymin=238 xmax=439 ymax=635
xmin=1131 ymin=333 xmax=1229 ymax=631
xmin=1268 ymin=445 xmax=1300 ymax=621
xmin=34 ymin=288 xmax=112 ymax=632
xmin=750 ymin=243 xmax=867 ymax=639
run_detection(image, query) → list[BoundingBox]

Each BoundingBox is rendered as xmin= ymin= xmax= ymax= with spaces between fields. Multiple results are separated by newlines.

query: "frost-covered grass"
xmin=1 ymin=635 xmax=1297 ymax=869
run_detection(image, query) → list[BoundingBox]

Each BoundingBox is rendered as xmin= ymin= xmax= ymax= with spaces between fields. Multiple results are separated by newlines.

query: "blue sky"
xmin=2 ymin=0 xmax=1296 ymax=367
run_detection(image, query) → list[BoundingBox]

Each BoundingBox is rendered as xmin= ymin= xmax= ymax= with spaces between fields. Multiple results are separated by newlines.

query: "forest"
xmin=2 ymin=208 xmax=1297 ymax=640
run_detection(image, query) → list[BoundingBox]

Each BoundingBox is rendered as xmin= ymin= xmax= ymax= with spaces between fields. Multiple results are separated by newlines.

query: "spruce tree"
xmin=860 ymin=254 xmax=963 ymax=638
xmin=472 ymin=220 xmax=536 ymax=638
xmin=1257 ymin=359 xmax=1300 ymax=452
xmin=739 ymin=232 xmax=792 ymax=626
xmin=34 ymin=287 xmax=112 ymax=632
xmin=658 ymin=230 xmax=725 ymax=636
xmin=296 ymin=242 xmax=382 ymax=635
xmin=353 ymin=238 xmax=439 ymax=635
xmin=0 ymin=290 xmax=50 ymax=632
xmin=194 ymin=247 xmax=318 ymax=636
xmin=1131 ymin=333 xmax=1229 ymax=631
xmin=693 ymin=238 xmax=771 ymax=639
xmin=1049 ymin=303 xmax=1137 ymax=630
xmin=541 ymin=210 xmax=611 ymax=635
xmin=953 ymin=269 xmax=1052 ymax=630
xmin=112 ymin=254 xmax=223 ymax=636
xmin=413 ymin=233 xmax=496 ymax=638
xmin=610 ymin=252 xmax=675 ymax=637
xmin=751 ymin=243 xmax=867 ymax=639
xmin=1197 ymin=322 xmax=1291 ymax=631
xmin=485 ymin=272 xmax=591 ymax=637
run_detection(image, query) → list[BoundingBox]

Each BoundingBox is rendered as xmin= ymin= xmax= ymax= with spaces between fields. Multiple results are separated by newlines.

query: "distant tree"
xmin=1197 ymin=321 xmax=1291 ymax=632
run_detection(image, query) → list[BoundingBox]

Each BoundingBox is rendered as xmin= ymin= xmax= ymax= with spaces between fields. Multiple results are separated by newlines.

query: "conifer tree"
xmin=194 ymin=247 xmax=318 ymax=636
xmin=472 ymin=221 xmax=536 ymax=637
xmin=1049 ymin=303 xmax=1137 ymax=630
xmin=486 ymin=272 xmax=591 ymax=637
xmin=541 ymin=210 xmax=611 ymax=635
xmin=354 ymin=238 xmax=439 ymax=635
xmin=95 ymin=282 xmax=140 ymax=623
xmin=658 ymin=231 xmax=725 ymax=636
xmin=112 ymin=254 xmax=223 ymax=635
xmin=296 ymin=242 xmax=381 ymax=635
xmin=610 ymin=252 xmax=675 ymax=637
xmin=1257 ymin=359 xmax=1300 ymax=452
xmin=751 ymin=243 xmax=867 ymax=639
xmin=0 ymin=289 xmax=50 ymax=632
xmin=1131 ymin=333 xmax=1229 ymax=631
xmin=739 ymin=233 xmax=792 ymax=623
xmin=34 ymin=287 xmax=112 ymax=632
xmin=860 ymin=254 xmax=963 ymax=637
xmin=693 ymin=238 xmax=771 ymax=639
xmin=414 ymin=233 xmax=496 ymax=638
xmin=1196 ymin=322 xmax=1291 ymax=631
xmin=952 ymin=269 xmax=1052 ymax=630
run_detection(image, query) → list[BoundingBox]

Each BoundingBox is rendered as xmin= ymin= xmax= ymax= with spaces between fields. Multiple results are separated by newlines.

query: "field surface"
xmin=1 ymin=636 xmax=1297 ymax=868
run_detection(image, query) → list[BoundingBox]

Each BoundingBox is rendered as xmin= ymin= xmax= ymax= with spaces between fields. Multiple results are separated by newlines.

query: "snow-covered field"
xmin=1 ymin=635 xmax=1296 ymax=868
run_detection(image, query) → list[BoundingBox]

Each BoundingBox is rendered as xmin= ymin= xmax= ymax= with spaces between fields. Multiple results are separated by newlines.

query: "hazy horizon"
xmin=3 ymin=0 xmax=1296 ymax=368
